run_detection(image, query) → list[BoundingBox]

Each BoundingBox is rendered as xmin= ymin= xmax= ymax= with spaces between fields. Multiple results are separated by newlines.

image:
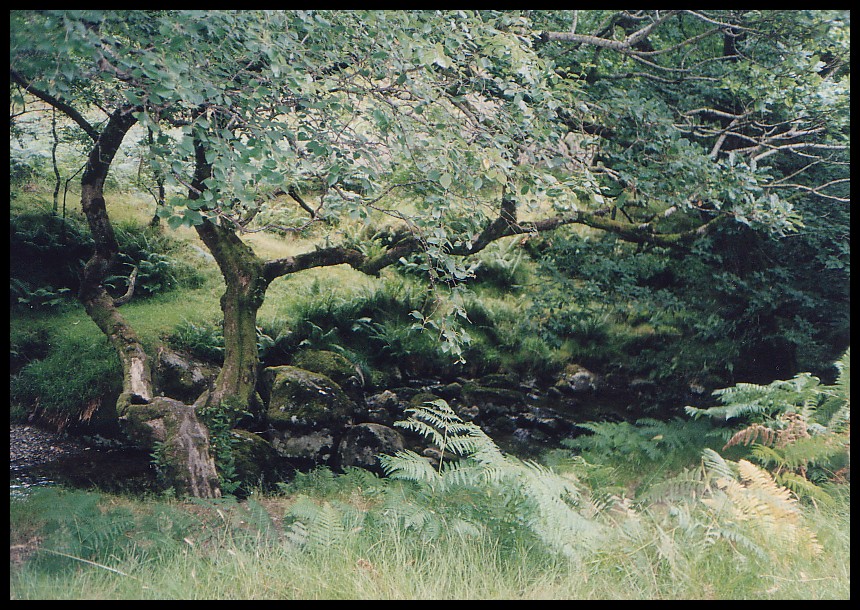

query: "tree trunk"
xmin=195 ymin=219 xmax=269 ymax=413
xmin=76 ymin=108 xmax=220 ymax=497
xmin=77 ymin=109 xmax=154 ymax=408
xmin=188 ymin=121 xmax=269 ymax=414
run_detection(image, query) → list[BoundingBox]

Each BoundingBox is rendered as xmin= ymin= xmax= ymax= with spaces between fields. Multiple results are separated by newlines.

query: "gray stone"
xmin=154 ymin=347 xmax=219 ymax=404
xmin=336 ymin=423 xmax=405 ymax=474
xmin=554 ymin=364 xmax=598 ymax=394
xmin=262 ymin=365 xmax=356 ymax=430
xmin=268 ymin=428 xmax=336 ymax=465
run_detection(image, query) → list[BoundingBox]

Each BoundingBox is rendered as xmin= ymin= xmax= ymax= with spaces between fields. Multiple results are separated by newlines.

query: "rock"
xmin=477 ymin=372 xmax=520 ymax=390
xmin=228 ymin=429 xmax=284 ymax=488
xmin=366 ymin=389 xmax=400 ymax=411
xmin=267 ymin=428 xmax=336 ymax=467
xmin=336 ymin=423 xmax=405 ymax=474
xmin=154 ymin=347 xmax=219 ymax=404
xmin=629 ymin=377 xmax=656 ymax=396
xmin=290 ymin=349 xmax=364 ymax=398
xmin=365 ymin=390 xmax=403 ymax=425
xmin=261 ymin=365 xmax=356 ymax=430
xmin=554 ymin=364 xmax=598 ymax=394
xmin=456 ymin=404 xmax=480 ymax=421
xmin=516 ymin=406 xmax=574 ymax=435
xmin=436 ymin=382 xmax=463 ymax=400
xmin=461 ymin=382 xmax=525 ymax=407
xmin=409 ymin=391 xmax=444 ymax=409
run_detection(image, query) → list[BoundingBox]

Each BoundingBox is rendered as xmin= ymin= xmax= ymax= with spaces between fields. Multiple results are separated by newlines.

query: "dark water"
xmin=10 ymin=447 xmax=158 ymax=495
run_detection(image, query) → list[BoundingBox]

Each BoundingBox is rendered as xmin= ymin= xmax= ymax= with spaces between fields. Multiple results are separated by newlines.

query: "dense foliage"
xmin=10 ymin=10 xmax=849 ymax=501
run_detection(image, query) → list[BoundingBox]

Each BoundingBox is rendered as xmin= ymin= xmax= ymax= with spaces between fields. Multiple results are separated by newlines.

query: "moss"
xmin=263 ymin=365 xmax=356 ymax=429
xmin=461 ymin=382 xmax=524 ymax=406
xmin=409 ymin=392 xmax=442 ymax=408
xmin=229 ymin=429 xmax=283 ymax=489
xmin=290 ymin=349 xmax=357 ymax=387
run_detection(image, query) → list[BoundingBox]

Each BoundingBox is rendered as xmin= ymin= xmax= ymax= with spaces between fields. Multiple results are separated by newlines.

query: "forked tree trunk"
xmin=195 ymin=219 xmax=269 ymax=412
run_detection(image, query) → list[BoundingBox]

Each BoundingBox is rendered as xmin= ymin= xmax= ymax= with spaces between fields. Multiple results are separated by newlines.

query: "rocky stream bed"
xmin=10 ymin=348 xmax=698 ymax=496
xmin=10 ymin=423 xmax=156 ymax=494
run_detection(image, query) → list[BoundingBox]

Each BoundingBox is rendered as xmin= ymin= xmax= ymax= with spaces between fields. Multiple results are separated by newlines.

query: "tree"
xmin=10 ymin=10 xmax=848 ymax=496
xmin=531 ymin=10 xmax=849 ymax=379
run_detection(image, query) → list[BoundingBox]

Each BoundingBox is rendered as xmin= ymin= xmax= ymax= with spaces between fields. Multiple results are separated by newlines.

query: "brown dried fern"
xmin=706 ymin=459 xmax=821 ymax=556
xmin=723 ymin=412 xmax=811 ymax=451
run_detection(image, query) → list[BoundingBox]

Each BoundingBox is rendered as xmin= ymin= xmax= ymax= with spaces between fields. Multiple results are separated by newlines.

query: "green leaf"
xmin=439 ymin=173 xmax=452 ymax=190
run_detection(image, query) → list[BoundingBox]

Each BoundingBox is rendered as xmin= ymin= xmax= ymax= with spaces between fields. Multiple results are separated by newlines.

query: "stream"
xmin=10 ymin=424 xmax=156 ymax=495
xmin=10 ymin=377 xmax=679 ymax=495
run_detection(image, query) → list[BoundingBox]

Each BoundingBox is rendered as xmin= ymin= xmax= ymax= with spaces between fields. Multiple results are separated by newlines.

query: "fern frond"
xmin=383 ymin=397 xmax=605 ymax=558
xmin=702 ymin=458 xmax=822 ymax=557
xmin=284 ymin=494 xmax=348 ymax=549
xmin=379 ymin=450 xmax=441 ymax=486
xmin=775 ymin=471 xmax=835 ymax=507
xmin=688 ymin=374 xmax=824 ymax=422
xmin=723 ymin=423 xmax=776 ymax=450
xmin=637 ymin=467 xmax=707 ymax=506
xmin=702 ymin=448 xmax=737 ymax=483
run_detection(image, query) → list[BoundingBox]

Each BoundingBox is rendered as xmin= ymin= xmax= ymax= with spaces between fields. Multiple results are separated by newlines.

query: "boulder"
xmin=290 ymin=349 xmax=364 ymax=398
xmin=261 ymin=365 xmax=356 ymax=430
xmin=461 ymin=381 xmax=524 ymax=407
xmin=154 ymin=347 xmax=219 ymax=404
xmin=336 ymin=423 xmax=405 ymax=474
xmin=229 ymin=429 xmax=284 ymax=489
xmin=267 ymin=428 xmax=337 ymax=467
xmin=554 ymin=363 xmax=598 ymax=394
xmin=365 ymin=389 xmax=403 ymax=425
xmin=408 ymin=391 xmax=444 ymax=409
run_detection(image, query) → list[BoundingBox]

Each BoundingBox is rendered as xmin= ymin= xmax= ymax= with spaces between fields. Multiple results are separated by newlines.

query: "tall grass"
xmin=9 ymin=477 xmax=850 ymax=600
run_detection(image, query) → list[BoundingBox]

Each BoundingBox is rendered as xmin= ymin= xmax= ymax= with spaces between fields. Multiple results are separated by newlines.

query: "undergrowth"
xmin=11 ymin=368 xmax=851 ymax=599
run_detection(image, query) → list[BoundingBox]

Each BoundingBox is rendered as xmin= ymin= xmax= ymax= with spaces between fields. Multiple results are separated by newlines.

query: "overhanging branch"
xmin=10 ymin=69 xmax=100 ymax=141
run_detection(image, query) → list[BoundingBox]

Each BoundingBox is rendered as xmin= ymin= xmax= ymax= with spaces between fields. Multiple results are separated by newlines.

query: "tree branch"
xmin=10 ymin=69 xmax=99 ymax=141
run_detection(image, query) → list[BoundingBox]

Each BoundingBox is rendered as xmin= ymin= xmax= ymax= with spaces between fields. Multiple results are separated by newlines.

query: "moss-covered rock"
xmin=290 ymin=349 xmax=363 ymax=398
xmin=461 ymin=382 xmax=524 ymax=407
xmin=477 ymin=372 xmax=521 ymax=390
xmin=154 ymin=347 xmax=219 ymax=404
xmin=291 ymin=349 xmax=354 ymax=384
xmin=229 ymin=429 xmax=284 ymax=488
xmin=262 ymin=365 xmax=356 ymax=430
xmin=553 ymin=363 xmax=598 ymax=394
xmin=408 ymin=391 xmax=443 ymax=409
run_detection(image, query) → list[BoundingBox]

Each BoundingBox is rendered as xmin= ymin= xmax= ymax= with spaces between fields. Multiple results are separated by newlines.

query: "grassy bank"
xmin=9 ymin=472 xmax=850 ymax=600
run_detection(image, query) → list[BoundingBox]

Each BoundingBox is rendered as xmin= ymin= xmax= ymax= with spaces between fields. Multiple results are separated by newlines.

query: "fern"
xmin=700 ymin=454 xmax=822 ymax=558
xmin=687 ymin=349 xmax=850 ymax=502
xmin=21 ymin=489 xmax=140 ymax=572
xmin=636 ymin=466 xmax=707 ymax=507
xmin=568 ymin=417 xmax=719 ymax=469
xmin=382 ymin=398 xmax=606 ymax=558
xmin=284 ymin=494 xmax=354 ymax=549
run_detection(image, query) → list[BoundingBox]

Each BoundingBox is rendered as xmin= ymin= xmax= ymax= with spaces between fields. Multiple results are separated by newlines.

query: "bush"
xmin=167 ymin=319 xmax=225 ymax=363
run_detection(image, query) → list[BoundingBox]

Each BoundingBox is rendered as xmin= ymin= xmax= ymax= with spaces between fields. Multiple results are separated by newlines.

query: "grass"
xmin=9 ymin=475 xmax=850 ymax=600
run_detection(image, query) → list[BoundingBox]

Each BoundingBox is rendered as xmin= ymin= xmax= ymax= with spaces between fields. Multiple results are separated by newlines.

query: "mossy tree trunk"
xmin=188 ymin=130 xmax=269 ymax=414
xmin=195 ymin=219 xmax=269 ymax=411
xmin=77 ymin=108 xmax=154 ymax=408
xmin=75 ymin=108 xmax=220 ymax=498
